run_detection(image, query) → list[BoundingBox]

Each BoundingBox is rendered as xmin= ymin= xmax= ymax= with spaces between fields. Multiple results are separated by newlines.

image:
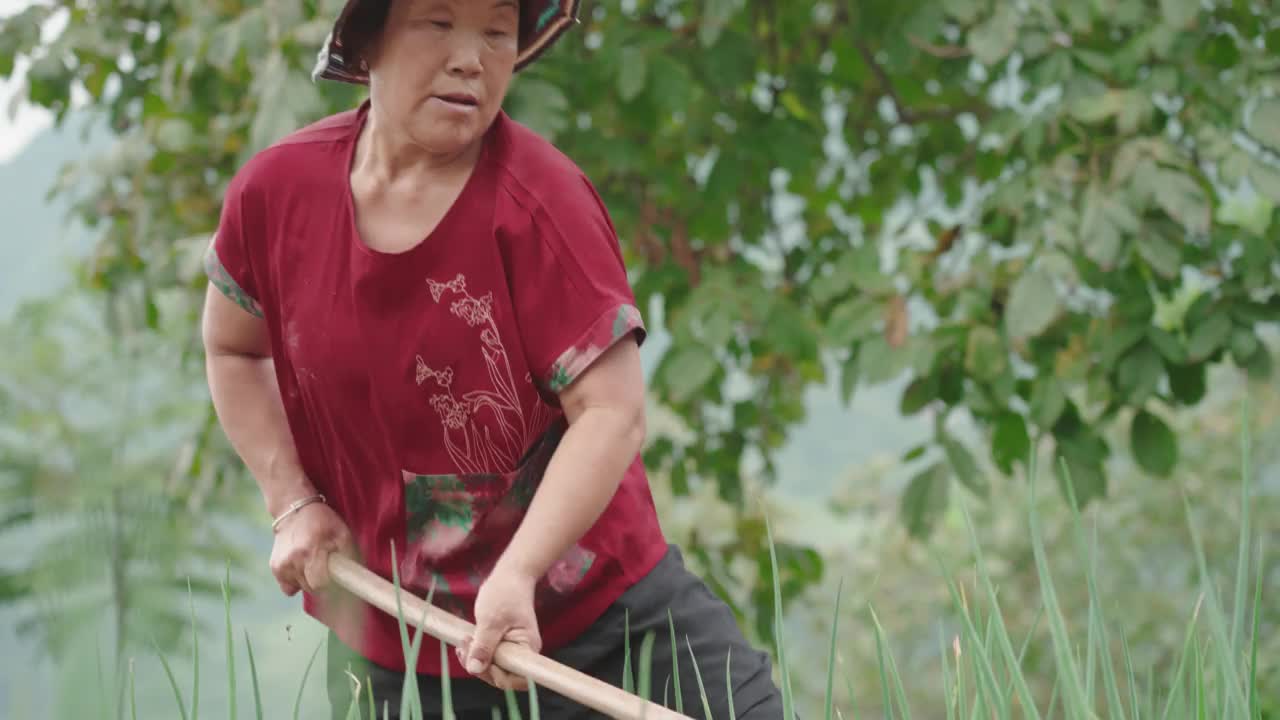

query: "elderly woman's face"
xmin=368 ymin=0 xmax=519 ymax=154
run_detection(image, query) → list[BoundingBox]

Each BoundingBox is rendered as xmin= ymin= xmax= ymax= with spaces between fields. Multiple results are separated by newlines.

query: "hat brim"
xmin=311 ymin=0 xmax=582 ymax=84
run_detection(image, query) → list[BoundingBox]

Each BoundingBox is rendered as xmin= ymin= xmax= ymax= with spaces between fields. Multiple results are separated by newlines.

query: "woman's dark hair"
xmin=339 ymin=0 xmax=391 ymax=71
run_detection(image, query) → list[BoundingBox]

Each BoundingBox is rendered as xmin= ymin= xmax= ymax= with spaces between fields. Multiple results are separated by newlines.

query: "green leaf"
xmin=662 ymin=346 xmax=718 ymax=403
xmin=1005 ymin=268 xmax=1062 ymax=341
xmin=699 ymin=0 xmax=742 ymax=47
xmin=1030 ymin=376 xmax=1067 ymax=428
xmin=964 ymin=325 xmax=1007 ymax=381
xmin=1151 ymin=169 xmax=1211 ymax=235
xmin=1137 ymin=233 xmax=1182 ymax=279
xmin=943 ymin=0 xmax=982 ymax=23
xmin=943 ymin=435 xmax=987 ymax=497
xmin=967 ymin=5 xmax=1020 ymax=66
xmin=155 ymin=119 xmax=195 ymax=153
xmin=1116 ymin=343 xmax=1163 ymax=405
xmin=839 ymin=349 xmax=860 ymax=405
xmin=1248 ymin=99 xmax=1280 ymax=153
xmin=1167 ymin=361 xmax=1207 ymax=405
xmin=1243 ymin=347 xmax=1272 ymax=381
xmin=1131 ymin=410 xmax=1178 ymax=477
xmin=1147 ymin=326 xmax=1188 ymax=365
xmin=825 ymin=297 xmax=880 ymax=346
xmin=1070 ymin=89 xmax=1123 ymax=124
xmin=1230 ymin=328 xmax=1260 ymax=365
xmin=1186 ymin=311 xmax=1232 ymax=362
xmin=992 ymin=411 xmax=1032 ymax=474
xmin=1081 ymin=183 xmax=1139 ymax=268
xmin=859 ymin=336 xmax=903 ymax=385
xmin=900 ymin=375 xmax=938 ymax=415
xmin=617 ymin=46 xmax=648 ymax=102
xmin=845 ymin=242 xmax=894 ymax=295
xmin=506 ymin=77 xmax=569 ymax=139
xmin=1159 ymin=0 xmax=1199 ymax=29
xmin=1246 ymin=161 xmax=1280 ymax=205
xmin=900 ymin=462 xmax=950 ymax=539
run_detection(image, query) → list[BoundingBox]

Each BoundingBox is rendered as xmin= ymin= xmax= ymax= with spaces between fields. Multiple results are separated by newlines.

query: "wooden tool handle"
xmin=328 ymin=554 xmax=693 ymax=720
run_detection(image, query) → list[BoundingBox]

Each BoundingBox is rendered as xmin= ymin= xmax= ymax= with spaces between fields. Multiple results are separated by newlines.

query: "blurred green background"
xmin=1 ymin=0 xmax=1278 ymax=717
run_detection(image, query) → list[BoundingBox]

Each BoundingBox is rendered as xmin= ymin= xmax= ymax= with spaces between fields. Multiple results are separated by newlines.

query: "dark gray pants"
xmin=326 ymin=545 xmax=786 ymax=719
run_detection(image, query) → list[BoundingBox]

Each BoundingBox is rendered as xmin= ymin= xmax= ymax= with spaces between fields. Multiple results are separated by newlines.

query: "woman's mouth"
xmin=433 ymin=93 xmax=479 ymax=110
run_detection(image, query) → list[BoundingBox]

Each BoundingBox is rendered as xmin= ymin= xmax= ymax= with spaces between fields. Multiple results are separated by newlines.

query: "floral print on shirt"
xmin=203 ymin=241 xmax=264 ymax=319
xmin=544 ymin=304 xmax=645 ymax=393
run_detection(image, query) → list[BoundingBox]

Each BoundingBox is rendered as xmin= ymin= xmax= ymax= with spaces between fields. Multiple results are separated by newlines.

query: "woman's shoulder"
xmin=230 ymin=107 xmax=362 ymax=197
xmin=487 ymin=112 xmax=603 ymax=220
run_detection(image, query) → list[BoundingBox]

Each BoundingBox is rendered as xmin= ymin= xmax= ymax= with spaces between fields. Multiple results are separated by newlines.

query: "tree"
xmin=0 ymin=292 xmax=252 ymax=716
xmin=3 ymin=0 xmax=1278 ymax=643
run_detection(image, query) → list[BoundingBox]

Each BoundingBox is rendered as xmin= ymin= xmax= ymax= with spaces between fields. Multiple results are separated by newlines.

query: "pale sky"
xmin=0 ymin=0 xmax=62 ymax=164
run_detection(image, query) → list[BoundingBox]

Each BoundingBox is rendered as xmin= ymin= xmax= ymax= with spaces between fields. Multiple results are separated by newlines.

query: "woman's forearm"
xmin=207 ymin=352 xmax=316 ymax=518
xmin=493 ymin=405 xmax=644 ymax=583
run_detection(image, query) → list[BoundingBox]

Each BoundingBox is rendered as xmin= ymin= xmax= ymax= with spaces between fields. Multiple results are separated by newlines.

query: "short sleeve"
xmin=203 ymin=170 xmax=265 ymax=319
xmin=501 ymin=176 xmax=646 ymax=395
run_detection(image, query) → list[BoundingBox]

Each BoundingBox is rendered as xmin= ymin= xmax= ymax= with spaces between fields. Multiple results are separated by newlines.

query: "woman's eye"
xmin=485 ymin=29 xmax=508 ymax=38
xmin=428 ymin=20 xmax=451 ymax=30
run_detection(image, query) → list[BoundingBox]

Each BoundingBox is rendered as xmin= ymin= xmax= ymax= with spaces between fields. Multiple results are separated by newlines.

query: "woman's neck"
xmin=354 ymin=107 xmax=482 ymax=187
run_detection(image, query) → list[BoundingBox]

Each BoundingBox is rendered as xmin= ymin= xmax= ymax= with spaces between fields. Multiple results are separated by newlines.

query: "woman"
xmin=201 ymin=0 xmax=786 ymax=717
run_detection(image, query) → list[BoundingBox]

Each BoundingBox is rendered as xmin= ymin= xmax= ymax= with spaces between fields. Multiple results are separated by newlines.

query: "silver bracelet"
xmin=271 ymin=494 xmax=326 ymax=532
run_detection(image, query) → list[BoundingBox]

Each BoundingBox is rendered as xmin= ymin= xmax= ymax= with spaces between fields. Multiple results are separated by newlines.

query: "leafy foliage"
xmin=3 ymin=0 xmax=1279 ymax=645
xmin=0 ymin=293 xmax=252 ymax=675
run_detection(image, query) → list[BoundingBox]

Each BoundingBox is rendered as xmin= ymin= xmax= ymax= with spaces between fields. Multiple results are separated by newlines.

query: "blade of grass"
xmin=1192 ymin=633 xmax=1203 ymax=720
xmin=951 ymin=499 xmax=1040 ymax=720
xmin=152 ymin=637 xmax=190 ymax=720
xmin=1032 ymin=460 xmax=1092 ymax=719
xmin=934 ymin=568 xmax=1009 ymax=716
xmin=190 ymin=579 xmax=200 ymax=720
xmin=129 ymin=658 xmax=138 ymax=720
xmin=1182 ymin=495 xmax=1249 ymax=716
xmin=1118 ymin=627 xmax=1139 ymax=720
xmin=292 ymin=638 xmax=325 ymax=720
xmin=824 ymin=579 xmax=844 ymax=720
xmin=982 ymin=606 xmax=1010 ymax=719
xmin=1044 ymin=678 xmax=1060 ymax=720
xmin=1159 ymin=595 xmax=1203 ymax=720
xmin=667 ymin=610 xmax=683 ymax=714
xmin=623 ymin=609 xmax=634 ymax=695
xmin=1230 ymin=400 xmax=1253 ymax=657
xmin=440 ymin=640 xmax=452 ymax=720
xmin=638 ymin=629 xmax=655 ymax=703
xmin=344 ymin=670 xmax=363 ymax=720
xmin=95 ymin=635 xmax=106 ymax=720
xmin=684 ymin=636 xmax=714 ymax=720
xmin=938 ymin=629 xmax=955 ymax=720
xmin=1087 ymin=519 xmax=1126 ymax=720
xmin=869 ymin=606 xmax=911 ymax=720
xmin=504 ymin=687 xmax=523 ymax=720
xmin=528 ymin=679 xmax=540 ymax=720
xmin=870 ymin=606 xmax=894 ymax=720
xmin=764 ymin=515 xmax=795 ymax=720
xmin=726 ymin=648 xmax=736 ymax=720
xmin=389 ymin=543 xmax=436 ymax=720
xmin=244 ymin=632 xmax=264 ymax=720
xmin=1248 ymin=537 xmax=1266 ymax=720
xmin=222 ymin=563 xmax=237 ymax=720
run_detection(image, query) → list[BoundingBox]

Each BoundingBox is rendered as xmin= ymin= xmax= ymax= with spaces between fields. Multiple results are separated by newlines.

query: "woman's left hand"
xmin=459 ymin=568 xmax=542 ymax=691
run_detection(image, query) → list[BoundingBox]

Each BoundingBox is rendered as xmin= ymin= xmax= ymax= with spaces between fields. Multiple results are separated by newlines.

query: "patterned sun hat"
xmin=312 ymin=0 xmax=582 ymax=84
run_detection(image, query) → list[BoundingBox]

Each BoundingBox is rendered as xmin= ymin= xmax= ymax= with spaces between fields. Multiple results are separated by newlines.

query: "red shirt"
xmin=206 ymin=101 xmax=669 ymax=676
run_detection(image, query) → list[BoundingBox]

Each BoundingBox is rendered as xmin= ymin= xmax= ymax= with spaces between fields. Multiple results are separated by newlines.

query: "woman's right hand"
xmin=269 ymin=500 xmax=355 ymax=596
